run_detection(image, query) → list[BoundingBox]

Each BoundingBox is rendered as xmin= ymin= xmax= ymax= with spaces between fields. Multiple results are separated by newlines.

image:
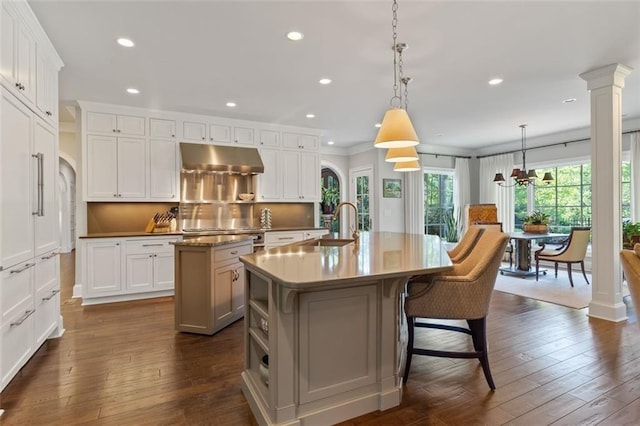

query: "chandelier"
xmin=374 ymin=0 xmax=419 ymax=152
xmin=493 ymin=124 xmax=553 ymax=187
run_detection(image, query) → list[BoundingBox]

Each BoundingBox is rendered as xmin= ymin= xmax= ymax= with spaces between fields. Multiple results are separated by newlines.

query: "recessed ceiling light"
xmin=562 ymin=98 xmax=576 ymax=103
xmin=117 ymin=38 xmax=135 ymax=47
xmin=319 ymin=78 xmax=332 ymax=85
xmin=286 ymin=31 xmax=304 ymax=41
xmin=488 ymin=78 xmax=503 ymax=86
xmin=327 ymin=140 xmax=335 ymax=145
xmin=306 ymin=113 xmax=315 ymax=118
xmin=375 ymin=123 xmax=382 ymax=128
xmin=126 ymin=88 xmax=139 ymax=94
xmin=226 ymin=102 xmax=237 ymax=107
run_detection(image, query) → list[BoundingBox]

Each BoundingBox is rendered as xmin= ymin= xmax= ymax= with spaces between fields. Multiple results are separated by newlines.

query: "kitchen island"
xmin=239 ymin=232 xmax=453 ymax=425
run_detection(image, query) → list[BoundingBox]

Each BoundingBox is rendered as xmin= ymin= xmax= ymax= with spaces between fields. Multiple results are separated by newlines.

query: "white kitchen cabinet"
xmin=210 ymin=123 xmax=255 ymax=146
xmin=35 ymin=46 xmax=57 ymax=123
xmin=282 ymin=150 xmax=320 ymax=201
xmin=0 ymin=0 xmax=36 ymax=104
xmin=258 ymin=129 xmax=280 ymax=147
xmin=304 ymin=229 xmax=329 ymax=239
xmin=264 ymin=231 xmax=304 ymax=248
xmin=257 ymin=147 xmax=281 ymax=201
xmin=1 ymin=298 xmax=34 ymax=390
xmin=34 ymin=251 xmax=60 ymax=346
xmin=282 ymin=132 xmax=319 ymax=150
xmin=124 ymin=238 xmax=175 ymax=294
xmin=183 ymin=120 xmax=207 ymax=141
xmin=233 ymin=126 xmax=255 ymax=146
xmin=209 ymin=123 xmax=231 ymax=143
xmin=87 ymin=112 xmax=145 ymax=136
xmin=33 ymin=118 xmax=58 ymax=255
xmin=149 ymin=118 xmax=175 ymax=139
xmin=81 ymin=236 xmax=178 ymax=304
xmin=86 ymin=135 xmax=146 ymax=199
xmin=149 ymin=139 xmax=177 ymax=200
xmin=0 ymin=259 xmax=34 ymax=326
xmin=213 ymin=261 xmax=245 ymax=329
xmin=85 ymin=239 xmax=122 ymax=297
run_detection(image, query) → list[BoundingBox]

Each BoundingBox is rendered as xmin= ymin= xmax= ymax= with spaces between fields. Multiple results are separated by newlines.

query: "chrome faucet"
xmin=333 ymin=202 xmax=360 ymax=244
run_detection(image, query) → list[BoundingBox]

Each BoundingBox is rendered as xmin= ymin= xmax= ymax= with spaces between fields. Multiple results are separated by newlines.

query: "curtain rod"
xmin=475 ymin=128 xmax=640 ymax=159
xmin=418 ymin=152 xmax=472 ymax=159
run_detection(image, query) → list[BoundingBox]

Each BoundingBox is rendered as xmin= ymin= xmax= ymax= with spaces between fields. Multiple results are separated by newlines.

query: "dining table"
xmin=500 ymin=231 xmax=569 ymax=278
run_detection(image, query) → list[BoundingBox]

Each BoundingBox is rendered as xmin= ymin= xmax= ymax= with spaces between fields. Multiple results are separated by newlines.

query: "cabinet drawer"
xmin=1 ymin=299 xmax=35 ymax=390
xmin=1 ymin=259 xmax=35 ymax=324
xmin=125 ymin=237 xmax=178 ymax=254
xmin=214 ymin=243 xmax=252 ymax=264
xmin=264 ymin=232 xmax=304 ymax=245
xmin=35 ymin=277 xmax=59 ymax=345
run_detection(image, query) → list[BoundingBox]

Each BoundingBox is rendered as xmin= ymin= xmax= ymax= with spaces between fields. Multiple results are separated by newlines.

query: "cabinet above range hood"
xmin=180 ymin=142 xmax=264 ymax=174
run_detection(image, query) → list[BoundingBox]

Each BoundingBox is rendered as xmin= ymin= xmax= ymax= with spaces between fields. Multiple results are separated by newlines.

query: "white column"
xmin=580 ymin=63 xmax=632 ymax=322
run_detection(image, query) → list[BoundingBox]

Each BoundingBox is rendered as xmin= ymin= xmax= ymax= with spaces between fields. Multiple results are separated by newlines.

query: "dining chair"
xmin=403 ymin=230 xmax=509 ymax=390
xmin=448 ymin=225 xmax=485 ymax=263
xmin=534 ymin=227 xmax=591 ymax=287
xmin=473 ymin=222 xmax=514 ymax=268
xmin=620 ymin=244 xmax=640 ymax=324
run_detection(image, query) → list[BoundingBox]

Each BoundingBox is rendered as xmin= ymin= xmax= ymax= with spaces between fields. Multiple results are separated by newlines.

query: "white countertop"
xmin=240 ymin=232 xmax=453 ymax=288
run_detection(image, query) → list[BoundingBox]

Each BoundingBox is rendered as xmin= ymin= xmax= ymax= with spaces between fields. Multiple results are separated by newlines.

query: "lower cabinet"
xmin=174 ymin=239 xmax=252 ymax=335
xmin=80 ymin=236 xmax=179 ymax=304
xmin=0 ymin=249 xmax=61 ymax=392
xmin=264 ymin=229 xmax=329 ymax=249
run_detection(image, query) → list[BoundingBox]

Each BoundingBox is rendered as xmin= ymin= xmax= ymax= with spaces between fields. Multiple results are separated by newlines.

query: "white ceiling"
xmin=30 ymin=0 xmax=640 ymax=151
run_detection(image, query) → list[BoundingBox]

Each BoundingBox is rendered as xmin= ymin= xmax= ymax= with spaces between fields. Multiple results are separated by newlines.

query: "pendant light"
xmin=394 ymin=160 xmax=421 ymax=172
xmin=493 ymin=124 xmax=554 ymax=187
xmin=374 ymin=1 xmax=419 ymax=149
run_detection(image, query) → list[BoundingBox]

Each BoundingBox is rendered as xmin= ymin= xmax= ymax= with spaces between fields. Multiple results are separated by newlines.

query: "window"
xmin=514 ymin=161 xmax=631 ymax=233
xmin=423 ymin=171 xmax=453 ymax=237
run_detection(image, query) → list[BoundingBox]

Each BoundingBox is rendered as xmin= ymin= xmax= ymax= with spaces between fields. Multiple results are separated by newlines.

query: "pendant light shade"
xmin=385 ymin=145 xmax=419 ymax=162
xmin=374 ymin=108 xmax=419 ymax=149
xmin=393 ymin=160 xmax=421 ymax=172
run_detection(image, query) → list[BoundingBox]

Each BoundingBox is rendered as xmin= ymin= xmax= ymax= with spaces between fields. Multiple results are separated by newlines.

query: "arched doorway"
xmin=59 ymin=157 xmax=76 ymax=253
xmin=320 ymin=167 xmax=341 ymax=231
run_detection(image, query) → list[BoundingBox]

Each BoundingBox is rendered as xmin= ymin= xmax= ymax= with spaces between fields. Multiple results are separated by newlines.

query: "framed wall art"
xmin=382 ymin=178 xmax=402 ymax=198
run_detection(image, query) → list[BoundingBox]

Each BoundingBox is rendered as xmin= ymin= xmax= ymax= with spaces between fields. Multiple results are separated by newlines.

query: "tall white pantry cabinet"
xmin=0 ymin=0 xmax=64 ymax=396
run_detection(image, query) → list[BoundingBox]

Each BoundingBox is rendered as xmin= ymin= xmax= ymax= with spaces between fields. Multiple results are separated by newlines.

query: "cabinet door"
xmin=209 ymin=123 xmax=231 ymax=143
xmin=259 ymin=129 xmax=280 ymax=147
xmin=299 ymin=134 xmax=319 ymax=150
xmin=282 ymin=150 xmax=301 ymax=200
xmin=282 ymin=132 xmax=299 ymax=150
xmin=183 ymin=121 xmax=207 ymax=141
xmin=1 ymin=303 xmax=35 ymax=390
xmin=86 ymin=112 xmax=117 ymax=134
xmin=233 ymin=126 xmax=255 ymax=146
xmin=117 ymin=137 xmax=146 ymax=198
xmin=86 ymin=135 xmax=117 ymax=198
xmin=86 ymin=241 xmax=122 ymax=295
xmin=16 ymin=21 xmax=36 ymax=103
xmin=232 ymin=262 xmax=245 ymax=315
xmin=1 ymin=91 xmax=34 ymax=268
xmin=117 ymin=115 xmax=145 ymax=135
xmin=34 ymin=118 xmax=58 ymax=255
xmin=298 ymin=151 xmax=320 ymax=201
xmin=149 ymin=139 xmax=177 ymax=200
xmin=213 ymin=263 xmax=236 ymax=326
xmin=257 ymin=147 xmax=281 ymax=200
xmin=149 ymin=118 xmax=176 ymax=139
xmin=154 ymin=251 xmax=174 ymax=290
xmin=125 ymin=253 xmax=154 ymax=293
xmin=35 ymin=46 xmax=57 ymax=121
xmin=0 ymin=1 xmax=18 ymax=89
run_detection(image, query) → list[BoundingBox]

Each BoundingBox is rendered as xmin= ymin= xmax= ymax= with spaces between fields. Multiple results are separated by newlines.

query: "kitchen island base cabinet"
xmin=241 ymin=270 xmax=406 ymax=426
xmin=174 ymin=239 xmax=251 ymax=335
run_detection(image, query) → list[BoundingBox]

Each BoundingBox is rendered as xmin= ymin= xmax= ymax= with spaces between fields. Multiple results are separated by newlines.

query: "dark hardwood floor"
xmin=1 ymin=251 xmax=640 ymax=425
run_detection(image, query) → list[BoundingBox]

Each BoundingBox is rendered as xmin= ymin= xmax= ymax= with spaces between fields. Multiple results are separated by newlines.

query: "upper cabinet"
xmin=282 ymin=132 xmax=319 ymax=150
xmin=87 ymin=112 xmax=145 ymax=136
xmin=183 ymin=120 xmax=207 ymax=141
xmin=149 ymin=118 xmax=176 ymax=139
xmin=259 ymin=129 xmax=280 ymax=147
xmin=0 ymin=0 xmax=63 ymax=124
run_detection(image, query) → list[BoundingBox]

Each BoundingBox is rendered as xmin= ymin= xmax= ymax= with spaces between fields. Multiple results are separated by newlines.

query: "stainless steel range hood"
xmin=180 ymin=142 xmax=264 ymax=174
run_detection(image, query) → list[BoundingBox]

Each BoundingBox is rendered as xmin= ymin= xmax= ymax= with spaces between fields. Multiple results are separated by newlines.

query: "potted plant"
xmin=320 ymin=177 xmax=340 ymax=229
xmin=523 ymin=210 xmax=550 ymax=234
xmin=443 ymin=208 xmax=460 ymax=243
xmin=623 ymin=220 xmax=640 ymax=249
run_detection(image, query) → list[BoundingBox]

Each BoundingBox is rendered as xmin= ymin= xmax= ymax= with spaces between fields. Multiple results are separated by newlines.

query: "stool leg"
xmin=469 ymin=318 xmax=495 ymax=390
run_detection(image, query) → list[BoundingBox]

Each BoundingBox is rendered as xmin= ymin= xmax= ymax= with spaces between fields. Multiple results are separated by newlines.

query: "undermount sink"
xmin=301 ymin=238 xmax=355 ymax=247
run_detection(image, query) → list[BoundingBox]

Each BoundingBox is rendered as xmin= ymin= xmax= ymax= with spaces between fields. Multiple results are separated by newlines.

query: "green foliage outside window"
xmin=423 ymin=172 xmax=454 ymax=238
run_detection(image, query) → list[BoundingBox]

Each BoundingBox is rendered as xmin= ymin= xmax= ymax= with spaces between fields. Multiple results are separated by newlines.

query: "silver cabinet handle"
xmin=230 ymin=250 xmax=238 ymax=255
xmin=10 ymin=262 xmax=35 ymax=274
xmin=278 ymin=237 xmax=294 ymax=240
xmin=10 ymin=309 xmax=35 ymax=327
xmin=41 ymin=252 xmax=59 ymax=260
xmin=42 ymin=289 xmax=60 ymax=301
xmin=32 ymin=153 xmax=44 ymax=216
xmin=142 ymin=244 xmax=163 ymax=247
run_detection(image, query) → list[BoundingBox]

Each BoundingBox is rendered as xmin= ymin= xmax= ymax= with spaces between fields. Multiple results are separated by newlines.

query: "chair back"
xmin=621 ymin=246 xmax=640 ymax=325
xmin=406 ymin=231 xmax=509 ymax=320
xmin=473 ymin=222 xmax=503 ymax=232
xmin=448 ymin=225 xmax=485 ymax=263
xmin=561 ymin=227 xmax=591 ymax=261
